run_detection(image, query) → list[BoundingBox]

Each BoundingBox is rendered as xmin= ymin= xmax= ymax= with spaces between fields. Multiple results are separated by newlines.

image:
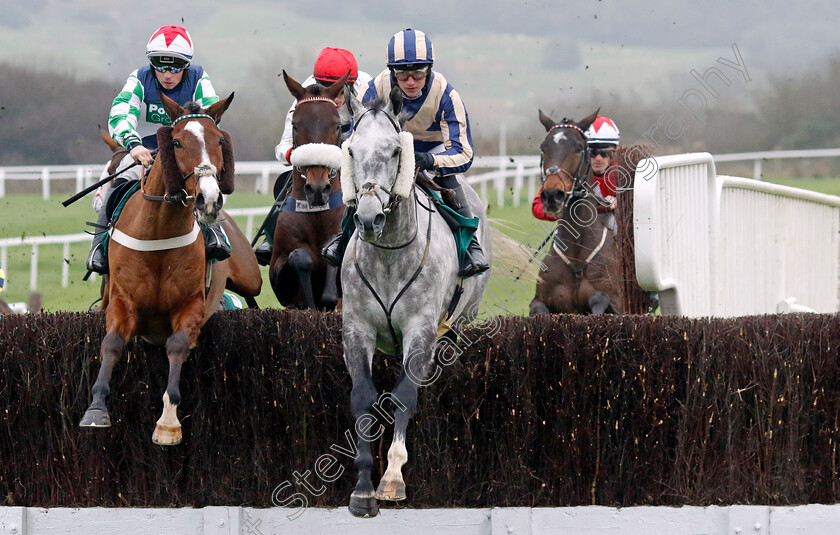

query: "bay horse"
xmin=95 ymin=126 xmax=261 ymax=309
xmin=268 ymin=71 xmax=347 ymax=309
xmin=340 ymin=89 xmax=490 ymax=517
xmin=80 ymin=93 xmax=261 ymax=445
xmin=529 ymin=109 xmax=623 ymax=315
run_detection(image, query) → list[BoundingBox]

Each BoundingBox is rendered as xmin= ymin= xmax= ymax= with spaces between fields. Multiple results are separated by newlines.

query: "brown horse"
xmin=529 ymin=109 xmax=623 ymax=315
xmin=96 ymin=127 xmax=261 ymax=308
xmin=80 ymin=93 xmax=261 ymax=445
xmin=268 ymin=71 xmax=347 ymax=309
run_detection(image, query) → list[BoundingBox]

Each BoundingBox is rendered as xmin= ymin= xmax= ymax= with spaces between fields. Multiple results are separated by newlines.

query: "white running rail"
xmin=633 ymin=152 xmax=840 ymax=317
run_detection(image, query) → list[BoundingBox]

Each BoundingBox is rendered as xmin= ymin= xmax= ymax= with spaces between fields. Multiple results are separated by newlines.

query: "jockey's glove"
xmin=414 ymin=151 xmax=435 ymax=171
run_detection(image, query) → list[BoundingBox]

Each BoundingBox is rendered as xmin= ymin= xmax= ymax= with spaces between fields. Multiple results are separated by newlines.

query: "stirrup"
xmin=86 ymin=241 xmax=109 ymax=275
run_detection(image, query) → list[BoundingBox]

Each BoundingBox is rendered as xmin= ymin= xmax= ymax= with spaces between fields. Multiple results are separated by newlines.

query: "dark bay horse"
xmin=80 ymin=93 xmax=260 ymax=445
xmin=340 ymin=90 xmax=490 ymax=517
xmin=268 ymin=71 xmax=347 ymax=310
xmin=529 ymin=109 xmax=623 ymax=315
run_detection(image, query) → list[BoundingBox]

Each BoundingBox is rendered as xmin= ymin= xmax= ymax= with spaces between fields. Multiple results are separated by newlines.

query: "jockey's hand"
xmin=130 ymin=145 xmax=153 ymax=167
xmin=604 ymin=195 xmax=617 ymax=211
xmin=414 ymin=151 xmax=435 ymax=171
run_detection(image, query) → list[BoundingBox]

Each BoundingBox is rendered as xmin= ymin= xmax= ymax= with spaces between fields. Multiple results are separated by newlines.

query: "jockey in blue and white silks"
xmin=323 ymin=28 xmax=488 ymax=277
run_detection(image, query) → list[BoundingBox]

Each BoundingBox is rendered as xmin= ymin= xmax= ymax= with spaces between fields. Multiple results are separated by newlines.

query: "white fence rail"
xmin=633 ymin=152 xmax=840 ymax=317
xmin=1 ymin=504 xmax=839 ymax=534
xmin=0 ymin=208 xmax=270 ymax=291
xmin=1 ymin=147 xmax=838 ymax=205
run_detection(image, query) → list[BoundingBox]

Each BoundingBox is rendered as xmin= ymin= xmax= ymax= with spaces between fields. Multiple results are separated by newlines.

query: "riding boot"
xmin=321 ymin=205 xmax=356 ymax=267
xmin=444 ymin=183 xmax=490 ymax=277
xmin=203 ymin=221 xmax=232 ymax=262
xmin=254 ymin=170 xmax=293 ymax=266
xmin=86 ymin=198 xmax=111 ymax=275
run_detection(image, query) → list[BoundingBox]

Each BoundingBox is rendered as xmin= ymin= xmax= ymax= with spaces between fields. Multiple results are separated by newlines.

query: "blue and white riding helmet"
xmin=387 ymin=28 xmax=435 ymax=88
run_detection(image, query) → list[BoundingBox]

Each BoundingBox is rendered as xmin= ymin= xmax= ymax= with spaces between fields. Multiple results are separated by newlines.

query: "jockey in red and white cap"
xmin=88 ymin=25 xmax=221 ymax=275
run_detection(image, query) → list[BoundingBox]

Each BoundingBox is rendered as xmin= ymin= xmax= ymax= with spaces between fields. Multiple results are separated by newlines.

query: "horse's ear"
xmin=205 ymin=93 xmax=234 ymax=125
xmin=219 ymin=130 xmax=235 ymax=194
xmin=156 ymin=127 xmax=182 ymax=195
xmin=162 ymin=93 xmax=184 ymax=123
xmin=538 ymin=109 xmax=556 ymax=132
xmin=324 ymin=71 xmax=350 ymax=101
xmin=283 ymin=71 xmax=306 ymax=101
xmin=578 ymin=108 xmax=600 ymax=133
xmin=388 ymin=85 xmax=403 ymax=116
xmin=98 ymin=125 xmax=120 ymax=153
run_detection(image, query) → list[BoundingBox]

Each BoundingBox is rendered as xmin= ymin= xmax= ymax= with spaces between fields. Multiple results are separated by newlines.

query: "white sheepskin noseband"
xmin=289 ymin=143 xmax=343 ymax=170
xmin=341 ymin=131 xmax=416 ymax=204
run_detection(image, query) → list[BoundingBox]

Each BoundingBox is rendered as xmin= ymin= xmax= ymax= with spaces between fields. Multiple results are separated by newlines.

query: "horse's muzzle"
xmin=354 ymin=199 xmax=386 ymax=241
xmin=541 ymin=188 xmax=567 ymax=214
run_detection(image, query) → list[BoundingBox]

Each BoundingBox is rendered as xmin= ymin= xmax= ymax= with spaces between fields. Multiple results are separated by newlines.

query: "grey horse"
xmin=339 ymin=88 xmax=491 ymax=517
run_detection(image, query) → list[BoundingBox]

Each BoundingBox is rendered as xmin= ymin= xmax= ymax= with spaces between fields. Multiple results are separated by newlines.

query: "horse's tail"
xmin=487 ymin=220 xmax=542 ymax=288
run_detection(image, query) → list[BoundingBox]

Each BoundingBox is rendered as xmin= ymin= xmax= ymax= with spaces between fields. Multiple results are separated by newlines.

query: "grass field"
xmin=2 ymin=176 xmax=838 ymax=314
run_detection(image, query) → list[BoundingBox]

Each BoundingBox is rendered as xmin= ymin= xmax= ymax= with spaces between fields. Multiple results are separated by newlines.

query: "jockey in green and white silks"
xmin=323 ymin=28 xmax=488 ymax=277
xmin=87 ymin=25 xmax=223 ymax=276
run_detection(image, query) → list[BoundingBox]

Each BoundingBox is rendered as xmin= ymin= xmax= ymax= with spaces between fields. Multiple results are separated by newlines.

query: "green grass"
xmin=4 ymin=176 xmax=839 ymax=314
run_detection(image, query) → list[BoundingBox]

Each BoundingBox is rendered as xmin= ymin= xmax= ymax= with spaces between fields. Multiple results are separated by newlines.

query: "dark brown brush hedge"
xmin=1 ymin=310 xmax=839 ymax=508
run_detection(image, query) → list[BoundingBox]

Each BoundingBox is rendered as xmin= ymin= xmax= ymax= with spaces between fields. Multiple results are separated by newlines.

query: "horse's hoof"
xmin=79 ymin=409 xmax=111 ymax=428
xmin=152 ymin=423 xmax=182 ymax=446
xmin=375 ymin=479 xmax=406 ymax=501
xmin=348 ymin=492 xmax=380 ymax=518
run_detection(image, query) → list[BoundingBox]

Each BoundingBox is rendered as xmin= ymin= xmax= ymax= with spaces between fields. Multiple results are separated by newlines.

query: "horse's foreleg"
xmin=375 ymin=325 xmax=436 ymax=502
xmin=344 ymin=328 xmax=380 ymax=518
xmin=588 ymin=291 xmax=611 ymax=315
xmin=80 ymin=299 xmax=134 ymax=428
xmin=152 ymin=301 xmax=202 ymax=446
xmin=321 ymin=264 xmax=339 ymax=309
xmin=288 ymin=248 xmax=317 ymax=309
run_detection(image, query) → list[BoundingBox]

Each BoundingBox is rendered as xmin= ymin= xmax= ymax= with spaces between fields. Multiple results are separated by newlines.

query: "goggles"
xmin=149 ymin=56 xmax=190 ymax=74
xmin=589 ymin=147 xmax=614 ymax=158
xmin=393 ymin=67 xmax=429 ymax=82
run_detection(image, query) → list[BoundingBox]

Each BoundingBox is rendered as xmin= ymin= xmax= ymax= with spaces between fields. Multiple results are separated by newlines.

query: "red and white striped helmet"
xmin=585 ymin=116 xmax=620 ymax=146
xmin=146 ymin=26 xmax=194 ymax=62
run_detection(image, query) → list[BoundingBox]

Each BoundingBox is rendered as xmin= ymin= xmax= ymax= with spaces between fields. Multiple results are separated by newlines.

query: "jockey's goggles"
xmin=589 ymin=147 xmax=614 ymax=158
xmin=149 ymin=56 xmax=190 ymax=74
xmin=393 ymin=67 xmax=429 ymax=82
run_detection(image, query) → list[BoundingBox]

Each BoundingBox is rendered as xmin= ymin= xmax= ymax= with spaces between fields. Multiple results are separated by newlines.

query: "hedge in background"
xmin=1 ymin=310 xmax=839 ymax=508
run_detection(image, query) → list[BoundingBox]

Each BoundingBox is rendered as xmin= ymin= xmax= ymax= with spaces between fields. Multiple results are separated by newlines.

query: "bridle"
xmin=352 ymin=107 xmax=406 ymax=214
xmin=291 ymin=96 xmax=341 ymax=180
xmin=540 ymin=123 xmax=592 ymax=199
xmin=141 ymin=113 xmax=219 ymax=205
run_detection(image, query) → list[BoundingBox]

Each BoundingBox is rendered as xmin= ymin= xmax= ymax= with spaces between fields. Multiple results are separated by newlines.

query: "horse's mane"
xmin=184 ymin=101 xmax=202 ymax=114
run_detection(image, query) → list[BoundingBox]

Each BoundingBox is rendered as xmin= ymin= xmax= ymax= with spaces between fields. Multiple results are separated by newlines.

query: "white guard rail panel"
xmin=633 ymin=153 xmax=840 ymax=317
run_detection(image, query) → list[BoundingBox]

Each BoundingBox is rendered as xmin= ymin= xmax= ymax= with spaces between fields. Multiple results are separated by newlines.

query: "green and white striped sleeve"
xmin=194 ymin=70 xmax=219 ymax=107
xmin=108 ymin=70 xmax=144 ymax=149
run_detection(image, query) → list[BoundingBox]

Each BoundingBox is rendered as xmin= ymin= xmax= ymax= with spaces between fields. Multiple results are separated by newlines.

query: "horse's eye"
xmin=173 ymin=139 xmax=182 ymax=149
xmin=219 ymin=137 xmax=225 ymax=147
xmin=393 ymin=146 xmax=401 ymax=158
xmin=347 ymin=147 xmax=354 ymax=158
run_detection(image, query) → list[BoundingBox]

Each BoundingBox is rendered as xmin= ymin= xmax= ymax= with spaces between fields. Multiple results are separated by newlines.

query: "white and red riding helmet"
xmin=585 ymin=116 xmax=620 ymax=146
xmin=146 ymin=25 xmax=194 ymax=62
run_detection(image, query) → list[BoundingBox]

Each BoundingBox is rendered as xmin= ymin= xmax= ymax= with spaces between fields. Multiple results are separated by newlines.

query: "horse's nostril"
xmin=304 ymin=184 xmax=314 ymax=195
xmin=373 ymin=213 xmax=385 ymax=229
xmin=323 ymin=184 xmax=331 ymax=196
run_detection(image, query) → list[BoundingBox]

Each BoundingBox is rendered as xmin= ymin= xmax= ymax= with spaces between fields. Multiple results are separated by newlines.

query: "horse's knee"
xmin=288 ymin=248 xmax=313 ymax=273
xmin=165 ymin=331 xmax=191 ymax=357
xmin=529 ymin=299 xmax=550 ymax=316
xmin=588 ymin=291 xmax=611 ymax=315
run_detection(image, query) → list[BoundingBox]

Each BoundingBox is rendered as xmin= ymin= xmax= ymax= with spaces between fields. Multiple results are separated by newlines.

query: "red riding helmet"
xmin=313 ymin=47 xmax=358 ymax=84
xmin=146 ymin=25 xmax=194 ymax=62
